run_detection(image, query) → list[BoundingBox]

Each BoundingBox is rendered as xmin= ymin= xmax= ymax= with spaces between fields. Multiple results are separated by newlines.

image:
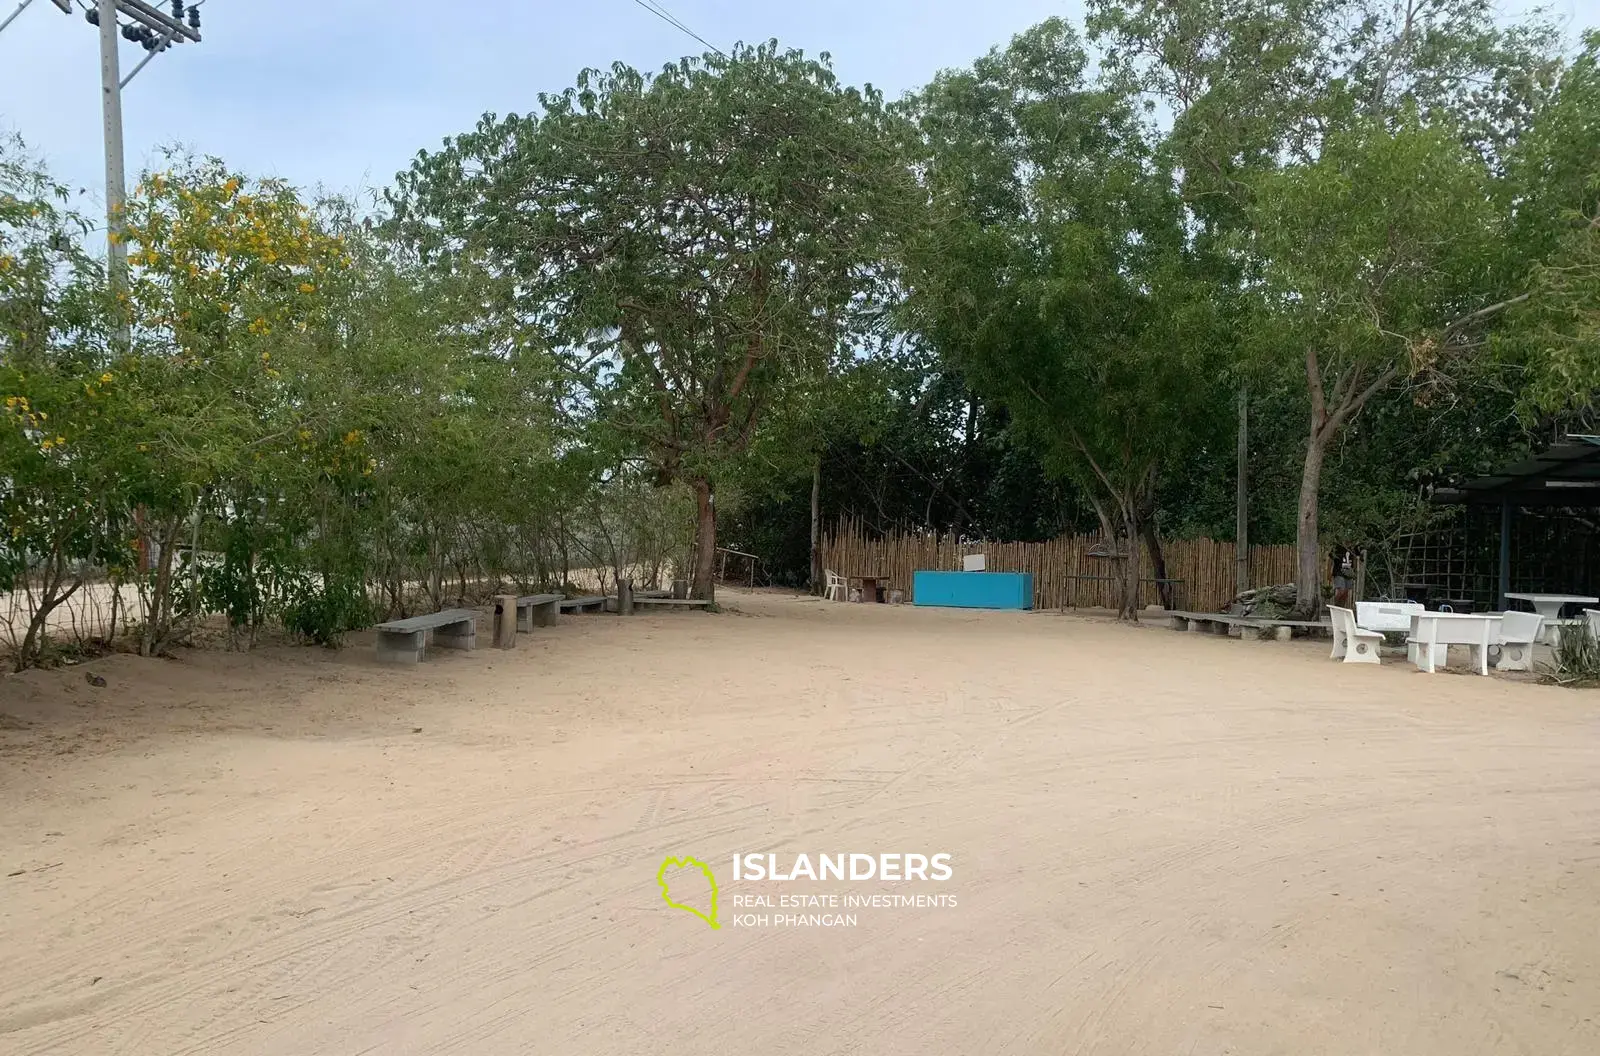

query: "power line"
xmin=625 ymin=0 xmax=724 ymax=57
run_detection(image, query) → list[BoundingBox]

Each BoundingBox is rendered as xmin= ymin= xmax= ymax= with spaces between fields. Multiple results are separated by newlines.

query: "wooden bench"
xmin=516 ymin=593 xmax=563 ymax=631
xmin=560 ymin=595 xmax=608 ymax=614
xmin=375 ymin=608 xmax=478 ymax=664
xmin=1165 ymin=610 xmax=1329 ymax=641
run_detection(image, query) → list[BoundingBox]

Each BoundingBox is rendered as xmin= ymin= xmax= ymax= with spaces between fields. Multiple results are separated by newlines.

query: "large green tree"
xmin=389 ymin=43 xmax=917 ymax=600
xmin=903 ymin=19 xmax=1231 ymax=618
xmin=1088 ymin=0 xmax=1563 ymax=614
xmin=1500 ymin=31 xmax=1600 ymax=414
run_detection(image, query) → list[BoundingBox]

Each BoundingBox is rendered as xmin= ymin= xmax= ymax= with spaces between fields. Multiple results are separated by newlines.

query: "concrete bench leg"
xmin=1343 ymin=633 xmax=1382 ymax=663
xmin=532 ymin=600 xmax=559 ymax=627
xmin=433 ymin=619 xmax=476 ymax=651
xmin=1186 ymin=619 xmax=1206 ymax=633
xmin=1239 ymin=626 xmax=1265 ymax=641
xmin=377 ymin=629 xmax=426 ymax=665
xmin=1495 ymin=642 xmax=1534 ymax=672
xmin=516 ymin=603 xmax=534 ymax=633
xmin=1275 ymin=625 xmax=1294 ymax=642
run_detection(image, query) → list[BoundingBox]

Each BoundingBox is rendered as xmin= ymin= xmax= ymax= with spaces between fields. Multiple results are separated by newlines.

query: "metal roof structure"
xmin=1430 ymin=435 xmax=1600 ymax=507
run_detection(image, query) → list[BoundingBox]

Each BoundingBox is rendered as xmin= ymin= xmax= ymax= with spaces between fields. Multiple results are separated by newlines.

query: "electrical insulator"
xmin=120 ymin=22 xmax=137 ymax=41
xmin=171 ymin=1 xmax=184 ymax=19
xmin=188 ymin=7 xmax=199 ymax=30
xmin=85 ymin=8 xmax=98 ymax=25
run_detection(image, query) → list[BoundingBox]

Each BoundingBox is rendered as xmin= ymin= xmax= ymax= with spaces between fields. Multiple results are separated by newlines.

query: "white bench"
xmin=1494 ymin=610 xmax=1544 ymax=672
xmin=516 ymin=593 xmax=563 ymax=630
xmin=1329 ymin=605 xmax=1383 ymax=664
xmin=375 ymin=608 xmax=478 ymax=665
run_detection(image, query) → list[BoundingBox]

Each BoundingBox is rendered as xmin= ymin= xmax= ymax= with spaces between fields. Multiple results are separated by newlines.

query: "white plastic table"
xmin=1505 ymin=593 xmax=1599 ymax=620
xmin=1408 ymin=612 xmax=1503 ymax=675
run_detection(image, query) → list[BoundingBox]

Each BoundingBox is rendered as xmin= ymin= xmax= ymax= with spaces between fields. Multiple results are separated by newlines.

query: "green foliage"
xmin=0 ymin=136 xmax=129 ymax=668
xmin=1498 ymin=32 xmax=1600 ymax=414
xmin=7 ymin=9 xmax=1600 ymax=662
xmin=389 ymin=41 xmax=920 ymax=598
xmin=280 ymin=569 xmax=374 ymax=647
xmin=1551 ymin=618 xmax=1600 ymax=687
xmin=901 ymin=18 xmax=1233 ymax=616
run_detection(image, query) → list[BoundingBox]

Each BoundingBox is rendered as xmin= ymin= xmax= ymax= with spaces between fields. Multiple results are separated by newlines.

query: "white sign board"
xmin=962 ymin=554 xmax=987 ymax=572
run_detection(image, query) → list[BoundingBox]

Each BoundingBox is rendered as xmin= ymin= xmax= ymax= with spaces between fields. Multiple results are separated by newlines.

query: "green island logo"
xmin=657 ymin=855 xmax=720 ymax=929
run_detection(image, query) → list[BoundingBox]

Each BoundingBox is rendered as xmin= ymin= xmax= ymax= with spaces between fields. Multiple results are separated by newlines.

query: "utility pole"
xmin=98 ymin=0 xmax=128 ymax=305
xmin=1235 ymin=385 xmax=1249 ymax=598
xmin=0 ymin=0 xmax=203 ymax=310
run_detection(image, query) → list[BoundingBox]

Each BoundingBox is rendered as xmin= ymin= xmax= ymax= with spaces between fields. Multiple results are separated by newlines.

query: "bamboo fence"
xmin=821 ymin=521 xmax=1298 ymax=612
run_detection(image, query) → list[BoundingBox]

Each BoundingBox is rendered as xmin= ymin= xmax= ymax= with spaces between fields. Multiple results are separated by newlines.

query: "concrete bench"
xmin=603 ymin=588 xmax=673 ymax=611
xmin=375 ymin=608 xmax=478 ymax=665
xmin=559 ymin=595 xmax=608 ymax=614
xmin=1165 ymin=610 xmax=1329 ymax=641
xmin=516 ymin=593 xmax=563 ymax=631
xmin=626 ymin=597 xmax=712 ymax=611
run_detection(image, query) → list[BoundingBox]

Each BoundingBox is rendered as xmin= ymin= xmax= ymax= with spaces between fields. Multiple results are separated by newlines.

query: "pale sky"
xmin=1 ymin=0 xmax=1595 ymax=214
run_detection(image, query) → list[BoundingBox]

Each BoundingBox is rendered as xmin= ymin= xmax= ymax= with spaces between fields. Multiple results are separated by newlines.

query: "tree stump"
xmin=493 ymin=594 xmax=518 ymax=650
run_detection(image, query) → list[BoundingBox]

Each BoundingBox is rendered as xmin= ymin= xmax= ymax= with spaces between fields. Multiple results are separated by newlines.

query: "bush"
xmin=1550 ymin=619 xmax=1600 ymax=686
xmin=281 ymin=571 xmax=375 ymax=647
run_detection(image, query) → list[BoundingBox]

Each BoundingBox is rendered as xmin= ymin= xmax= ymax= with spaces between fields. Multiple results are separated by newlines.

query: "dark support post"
xmin=1498 ymin=498 xmax=1512 ymax=611
xmin=1235 ymin=385 xmax=1249 ymax=597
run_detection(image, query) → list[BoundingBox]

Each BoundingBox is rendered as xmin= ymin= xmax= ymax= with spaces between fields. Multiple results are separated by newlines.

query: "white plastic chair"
xmin=1329 ymin=605 xmax=1382 ymax=664
xmin=824 ymin=569 xmax=847 ymax=602
xmin=1495 ymin=610 xmax=1543 ymax=671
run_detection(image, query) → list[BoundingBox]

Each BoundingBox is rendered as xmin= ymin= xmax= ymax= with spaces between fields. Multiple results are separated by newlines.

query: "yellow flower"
xmin=343 ymin=429 xmax=360 ymax=446
xmin=99 ymin=372 xmax=113 ymax=384
xmin=39 ymin=440 xmax=53 ymax=451
xmin=137 ymin=443 xmax=149 ymax=453
xmin=53 ymin=435 xmax=64 ymax=445
xmin=298 ymin=282 xmax=315 ymax=294
xmin=260 ymin=351 xmax=271 ymax=362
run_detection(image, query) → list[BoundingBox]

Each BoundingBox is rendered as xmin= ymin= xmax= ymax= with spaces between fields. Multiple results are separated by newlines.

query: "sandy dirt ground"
xmin=1 ymin=592 xmax=1597 ymax=1055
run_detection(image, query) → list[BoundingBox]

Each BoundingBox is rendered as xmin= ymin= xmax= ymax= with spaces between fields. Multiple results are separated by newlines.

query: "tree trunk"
xmin=1294 ymin=428 xmax=1330 ymax=619
xmin=140 ymin=515 xmax=182 ymax=657
xmin=690 ymin=477 xmax=717 ymax=603
xmin=1141 ymin=518 xmax=1172 ymax=611
xmin=809 ymin=455 xmax=822 ymax=594
xmin=1119 ymin=509 xmax=1142 ymax=621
